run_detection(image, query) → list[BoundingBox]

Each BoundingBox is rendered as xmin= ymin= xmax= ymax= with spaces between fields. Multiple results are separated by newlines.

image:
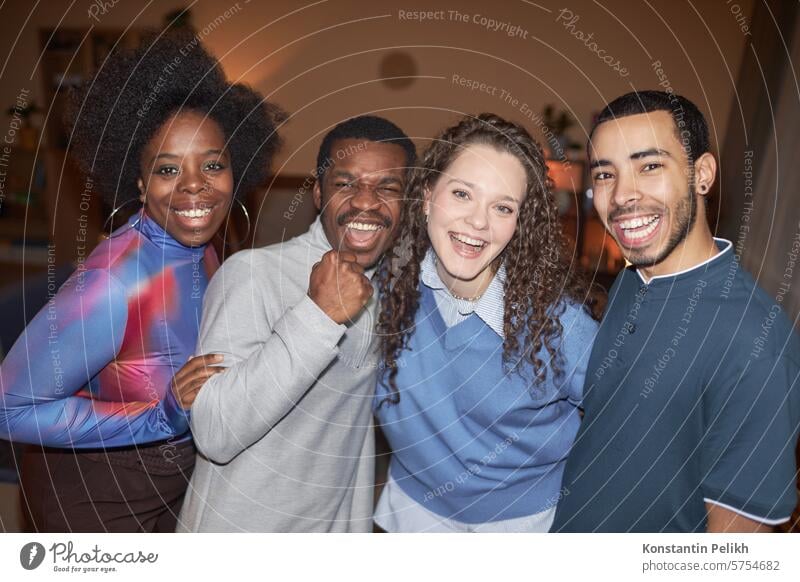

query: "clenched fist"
xmin=308 ymin=251 xmax=373 ymax=324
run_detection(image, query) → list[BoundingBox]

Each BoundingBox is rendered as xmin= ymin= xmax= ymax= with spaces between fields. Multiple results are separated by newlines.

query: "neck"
xmin=435 ymin=258 xmax=494 ymax=300
xmin=638 ymin=221 xmax=718 ymax=282
xmin=139 ymin=210 xmax=205 ymax=252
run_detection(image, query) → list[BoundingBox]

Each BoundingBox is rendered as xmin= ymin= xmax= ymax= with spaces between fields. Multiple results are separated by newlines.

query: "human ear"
xmin=423 ymin=187 xmax=432 ymax=216
xmin=313 ymin=178 xmax=323 ymax=211
xmin=694 ymin=152 xmax=717 ymax=196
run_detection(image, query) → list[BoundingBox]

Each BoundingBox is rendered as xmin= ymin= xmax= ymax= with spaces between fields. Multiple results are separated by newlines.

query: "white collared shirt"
xmin=419 ymin=249 xmax=506 ymax=337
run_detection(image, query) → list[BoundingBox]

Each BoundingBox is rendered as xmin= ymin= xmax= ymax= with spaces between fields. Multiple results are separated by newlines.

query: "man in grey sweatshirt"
xmin=174 ymin=116 xmax=415 ymax=531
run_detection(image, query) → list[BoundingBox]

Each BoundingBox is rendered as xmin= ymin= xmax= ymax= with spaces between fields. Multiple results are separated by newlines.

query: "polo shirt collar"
xmin=633 ymin=237 xmax=733 ymax=292
xmin=420 ymin=248 xmax=506 ymax=338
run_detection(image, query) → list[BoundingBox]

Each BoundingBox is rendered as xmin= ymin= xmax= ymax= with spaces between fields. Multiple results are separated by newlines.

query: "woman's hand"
xmin=170 ymin=354 xmax=225 ymax=409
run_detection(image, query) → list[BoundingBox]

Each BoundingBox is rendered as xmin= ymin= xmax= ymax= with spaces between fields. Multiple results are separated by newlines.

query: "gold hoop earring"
xmin=103 ymin=199 xmax=144 ymax=239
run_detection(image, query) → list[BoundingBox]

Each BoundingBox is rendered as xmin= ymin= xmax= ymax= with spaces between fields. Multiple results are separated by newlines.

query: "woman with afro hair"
xmin=0 ymin=31 xmax=284 ymax=532
xmin=373 ymin=113 xmax=598 ymax=532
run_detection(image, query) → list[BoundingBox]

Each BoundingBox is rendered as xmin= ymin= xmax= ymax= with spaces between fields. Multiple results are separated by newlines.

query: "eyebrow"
xmin=589 ymin=148 xmax=672 ymax=169
xmin=445 ymin=179 xmax=519 ymax=202
xmin=330 ymin=172 xmax=403 ymax=184
xmin=631 ymin=148 xmax=671 ymax=160
xmin=446 ymin=178 xmax=476 ymax=189
xmin=151 ymin=149 xmax=225 ymax=162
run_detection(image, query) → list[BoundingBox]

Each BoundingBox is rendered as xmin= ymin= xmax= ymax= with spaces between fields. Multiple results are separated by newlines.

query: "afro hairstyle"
xmin=65 ymin=30 xmax=285 ymax=206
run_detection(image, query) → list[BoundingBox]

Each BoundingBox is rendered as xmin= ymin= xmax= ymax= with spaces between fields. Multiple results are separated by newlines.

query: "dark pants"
xmin=20 ymin=438 xmax=196 ymax=532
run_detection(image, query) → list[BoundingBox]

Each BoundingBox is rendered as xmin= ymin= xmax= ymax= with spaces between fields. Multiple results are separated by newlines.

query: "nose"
xmin=612 ymin=167 xmax=643 ymax=208
xmin=349 ymin=182 xmax=381 ymax=211
xmin=464 ymin=202 xmax=489 ymax=230
xmin=178 ymin=166 xmax=205 ymax=195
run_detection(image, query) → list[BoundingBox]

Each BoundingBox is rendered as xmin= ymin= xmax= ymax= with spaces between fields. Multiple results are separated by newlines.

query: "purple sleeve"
xmin=0 ymin=269 xmax=188 ymax=447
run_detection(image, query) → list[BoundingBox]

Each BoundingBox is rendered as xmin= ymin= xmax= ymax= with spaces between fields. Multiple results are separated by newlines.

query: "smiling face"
xmin=425 ymin=144 xmax=527 ymax=298
xmin=137 ymin=110 xmax=234 ymax=247
xmin=313 ymin=138 xmax=407 ymax=268
xmin=589 ymin=111 xmax=713 ymax=274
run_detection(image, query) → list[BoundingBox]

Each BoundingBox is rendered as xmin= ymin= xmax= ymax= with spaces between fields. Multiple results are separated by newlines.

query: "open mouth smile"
xmin=346 ymin=221 xmax=384 ymax=232
xmin=168 ymin=204 xmax=219 ymax=229
xmin=449 ymin=231 xmax=488 ymax=258
xmin=343 ymin=220 xmax=386 ymax=248
xmin=172 ymin=205 xmax=216 ymax=219
xmin=613 ymin=213 xmax=662 ymax=247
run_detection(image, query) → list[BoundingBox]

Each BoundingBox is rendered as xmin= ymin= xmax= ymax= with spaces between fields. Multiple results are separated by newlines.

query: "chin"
xmin=615 ymin=232 xmax=673 ymax=266
xmin=355 ymin=252 xmax=382 ymax=269
xmin=438 ymin=260 xmax=483 ymax=283
xmin=625 ymin=249 xmax=669 ymax=268
xmin=176 ymin=227 xmax=216 ymax=247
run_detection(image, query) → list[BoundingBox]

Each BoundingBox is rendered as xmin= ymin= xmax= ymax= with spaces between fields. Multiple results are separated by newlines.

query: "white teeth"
xmin=619 ymin=215 xmax=659 ymax=230
xmin=624 ymin=216 xmax=661 ymax=240
xmin=452 ymin=233 xmax=486 ymax=247
xmin=347 ymin=222 xmax=382 ymax=231
xmin=174 ymin=207 xmax=212 ymax=218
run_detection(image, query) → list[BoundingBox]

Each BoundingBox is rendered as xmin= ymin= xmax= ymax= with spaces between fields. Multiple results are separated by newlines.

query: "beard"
xmin=622 ymin=183 xmax=698 ymax=268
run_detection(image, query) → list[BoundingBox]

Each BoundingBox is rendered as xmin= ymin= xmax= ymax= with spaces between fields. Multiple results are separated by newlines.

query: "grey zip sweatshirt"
xmin=177 ymin=218 xmax=377 ymax=532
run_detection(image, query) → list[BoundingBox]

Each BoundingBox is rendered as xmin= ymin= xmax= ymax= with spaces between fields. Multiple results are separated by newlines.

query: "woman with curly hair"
xmin=373 ymin=113 xmax=598 ymax=532
xmin=0 ymin=31 xmax=283 ymax=532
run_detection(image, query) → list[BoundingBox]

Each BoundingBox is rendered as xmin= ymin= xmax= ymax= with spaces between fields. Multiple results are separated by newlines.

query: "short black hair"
xmin=65 ymin=30 xmax=285 ymax=205
xmin=589 ymin=90 xmax=710 ymax=165
xmin=315 ymin=115 xmax=416 ymax=179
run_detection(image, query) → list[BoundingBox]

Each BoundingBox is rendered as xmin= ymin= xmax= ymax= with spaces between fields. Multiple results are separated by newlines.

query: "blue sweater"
xmin=375 ymin=284 xmax=598 ymax=523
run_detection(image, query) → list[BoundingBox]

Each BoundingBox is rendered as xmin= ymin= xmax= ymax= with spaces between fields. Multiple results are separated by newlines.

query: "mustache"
xmin=337 ymin=210 xmax=393 ymax=228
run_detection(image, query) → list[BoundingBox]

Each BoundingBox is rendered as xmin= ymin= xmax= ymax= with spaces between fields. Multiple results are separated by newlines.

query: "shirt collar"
xmin=134 ymin=211 xmax=206 ymax=259
xmin=420 ymin=249 xmax=506 ymax=338
xmin=307 ymin=215 xmax=332 ymax=254
xmin=634 ymin=238 xmax=733 ymax=285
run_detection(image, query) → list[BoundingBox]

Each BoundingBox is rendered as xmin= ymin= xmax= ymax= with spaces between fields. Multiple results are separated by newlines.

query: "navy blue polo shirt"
xmin=551 ymin=240 xmax=800 ymax=532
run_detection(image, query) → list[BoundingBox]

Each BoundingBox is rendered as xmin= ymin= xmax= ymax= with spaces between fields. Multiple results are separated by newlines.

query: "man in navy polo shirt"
xmin=551 ymin=90 xmax=799 ymax=532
